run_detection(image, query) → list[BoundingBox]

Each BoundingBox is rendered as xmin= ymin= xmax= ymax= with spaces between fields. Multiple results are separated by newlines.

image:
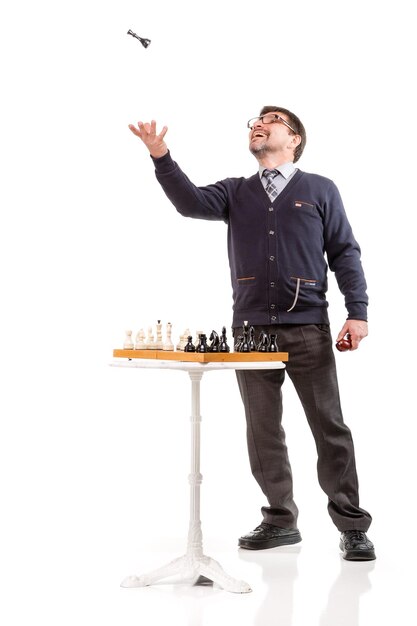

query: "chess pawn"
xmin=155 ymin=319 xmax=163 ymax=350
xmin=194 ymin=330 xmax=204 ymax=347
xmin=177 ymin=328 xmax=190 ymax=351
xmin=124 ymin=330 xmax=134 ymax=350
xmin=184 ymin=335 xmax=196 ymax=352
xmin=267 ymin=333 xmax=279 ymax=352
xmin=196 ymin=334 xmax=208 ymax=353
xmin=146 ymin=326 xmax=156 ymax=349
xmin=134 ymin=328 xmax=146 ymax=350
xmin=163 ymin=322 xmax=174 ymax=351
xmin=219 ymin=326 xmax=230 ymax=353
xmin=176 ymin=333 xmax=183 ymax=351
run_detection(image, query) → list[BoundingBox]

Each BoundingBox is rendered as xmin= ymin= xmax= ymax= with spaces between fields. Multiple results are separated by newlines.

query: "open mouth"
xmin=251 ymin=131 xmax=268 ymax=140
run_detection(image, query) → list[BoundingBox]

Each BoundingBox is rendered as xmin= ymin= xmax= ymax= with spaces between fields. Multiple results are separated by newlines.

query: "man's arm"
xmin=322 ymin=181 xmax=369 ymax=351
xmin=129 ymin=119 xmax=229 ymax=222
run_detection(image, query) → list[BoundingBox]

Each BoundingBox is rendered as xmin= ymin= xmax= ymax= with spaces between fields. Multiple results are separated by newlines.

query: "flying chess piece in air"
xmin=127 ymin=29 xmax=151 ymax=48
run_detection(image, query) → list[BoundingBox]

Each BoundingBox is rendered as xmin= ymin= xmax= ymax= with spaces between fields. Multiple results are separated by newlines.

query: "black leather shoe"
xmin=239 ymin=522 xmax=302 ymax=550
xmin=340 ymin=530 xmax=376 ymax=561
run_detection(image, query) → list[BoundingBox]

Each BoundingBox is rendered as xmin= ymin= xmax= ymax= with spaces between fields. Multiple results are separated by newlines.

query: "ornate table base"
xmin=111 ymin=357 xmax=286 ymax=593
xmin=120 ymin=369 xmax=251 ymax=593
xmin=121 ymin=554 xmax=251 ymax=593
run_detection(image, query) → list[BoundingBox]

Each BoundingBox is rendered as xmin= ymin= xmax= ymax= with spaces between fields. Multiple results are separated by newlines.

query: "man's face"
xmin=248 ymin=112 xmax=295 ymax=158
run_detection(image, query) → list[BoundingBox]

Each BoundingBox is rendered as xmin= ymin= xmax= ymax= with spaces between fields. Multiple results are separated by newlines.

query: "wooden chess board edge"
xmin=113 ymin=349 xmax=288 ymax=362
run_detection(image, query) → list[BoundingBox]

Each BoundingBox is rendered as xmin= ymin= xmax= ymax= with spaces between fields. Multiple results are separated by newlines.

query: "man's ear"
xmin=289 ymin=134 xmax=302 ymax=149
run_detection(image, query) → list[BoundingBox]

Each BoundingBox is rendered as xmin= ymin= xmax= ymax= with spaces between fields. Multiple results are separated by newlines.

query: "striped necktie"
xmin=263 ymin=169 xmax=280 ymax=201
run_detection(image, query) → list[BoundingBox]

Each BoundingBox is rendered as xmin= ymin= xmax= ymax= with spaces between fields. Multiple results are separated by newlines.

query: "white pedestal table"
xmin=110 ymin=356 xmax=286 ymax=594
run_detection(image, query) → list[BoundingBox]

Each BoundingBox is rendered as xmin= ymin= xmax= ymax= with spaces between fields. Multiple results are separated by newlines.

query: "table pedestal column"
xmin=121 ymin=369 xmax=251 ymax=593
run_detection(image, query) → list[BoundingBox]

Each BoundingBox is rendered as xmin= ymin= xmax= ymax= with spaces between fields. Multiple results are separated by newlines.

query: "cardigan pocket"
xmin=293 ymin=200 xmax=315 ymax=210
xmin=236 ymin=276 xmax=256 ymax=284
xmin=286 ymin=276 xmax=318 ymax=311
xmin=235 ymin=275 xmax=259 ymax=310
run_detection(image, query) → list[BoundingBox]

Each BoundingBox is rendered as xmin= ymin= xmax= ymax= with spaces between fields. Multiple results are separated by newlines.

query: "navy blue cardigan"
xmin=153 ymin=152 xmax=368 ymax=327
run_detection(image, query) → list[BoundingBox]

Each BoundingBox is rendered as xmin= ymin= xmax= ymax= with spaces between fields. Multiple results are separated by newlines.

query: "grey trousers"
xmin=235 ymin=324 xmax=372 ymax=532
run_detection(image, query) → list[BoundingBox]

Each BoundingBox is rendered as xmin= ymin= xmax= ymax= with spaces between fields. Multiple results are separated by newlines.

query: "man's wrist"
xmin=150 ymin=150 xmax=175 ymax=173
xmin=150 ymin=148 xmax=168 ymax=159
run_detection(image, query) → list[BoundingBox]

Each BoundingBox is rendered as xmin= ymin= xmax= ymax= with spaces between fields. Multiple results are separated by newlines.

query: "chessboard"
xmin=113 ymin=349 xmax=289 ymax=363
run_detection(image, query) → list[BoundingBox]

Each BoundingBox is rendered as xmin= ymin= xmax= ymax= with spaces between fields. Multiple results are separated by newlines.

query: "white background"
xmin=1 ymin=1 xmax=415 ymax=624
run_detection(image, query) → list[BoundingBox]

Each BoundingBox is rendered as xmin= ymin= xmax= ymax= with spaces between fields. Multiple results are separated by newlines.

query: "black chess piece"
xmin=127 ymin=29 xmax=151 ymax=48
xmin=235 ymin=335 xmax=243 ymax=351
xmin=184 ymin=335 xmax=196 ymax=352
xmin=267 ymin=333 xmax=279 ymax=352
xmin=240 ymin=324 xmax=250 ymax=352
xmin=257 ymin=331 xmax=269 ymax=352
xmin=209 ymin=330 xmax=220 ymax=352
xmin=196 ymin=334 xmax=209 ymax=353
xmin=248 ymin=326 xmax=256 ymax=351
xmin=219 ymin=327 xmax=230 ymax=353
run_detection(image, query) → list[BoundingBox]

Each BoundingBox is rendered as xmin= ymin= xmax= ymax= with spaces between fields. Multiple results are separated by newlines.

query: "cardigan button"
xmin=269 ymin=255 xmax=275 ymax=261
xmin=271 ymin=315 xmax=277 ymax=321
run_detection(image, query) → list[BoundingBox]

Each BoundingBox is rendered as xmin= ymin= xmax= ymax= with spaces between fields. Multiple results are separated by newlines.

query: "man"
xmin=129 ymin=106 xmax=375 ymax=561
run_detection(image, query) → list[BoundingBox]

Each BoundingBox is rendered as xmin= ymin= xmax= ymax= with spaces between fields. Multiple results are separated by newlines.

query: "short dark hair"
xmin=260 ymin=106 xmax=306 ymax=163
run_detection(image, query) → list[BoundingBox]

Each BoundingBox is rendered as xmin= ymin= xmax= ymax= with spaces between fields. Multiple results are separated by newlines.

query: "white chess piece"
xmin=135 ymin=328 xmax=146 ymax=350
xmin=163 ymin=322 xmax=174 ymax=351
xmin=155 ymin=320 xmax=163 ymax=350
xmin=124 ymin=330 xmax=134 ymax=350
xmin=176 ymin=328 xmax=190 ymax=351
xmin=146 ymin=326 xmax=156 ymax=349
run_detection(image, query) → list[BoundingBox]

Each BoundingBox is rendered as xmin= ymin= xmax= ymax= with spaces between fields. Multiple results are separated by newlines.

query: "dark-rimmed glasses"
xmin=247 ymin=113 xmax=297 ymax=134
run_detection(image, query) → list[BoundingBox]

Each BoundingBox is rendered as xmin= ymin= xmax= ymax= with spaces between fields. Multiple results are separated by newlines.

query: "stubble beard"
xmin=249 ymin=139 xmax=272 ymax=158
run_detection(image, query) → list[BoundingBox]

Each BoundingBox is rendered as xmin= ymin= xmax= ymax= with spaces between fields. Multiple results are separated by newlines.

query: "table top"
xmin=113 ymin=349 xmax=288 ymax=363
xmin=110 ymin=357 xmax=286 ymax=373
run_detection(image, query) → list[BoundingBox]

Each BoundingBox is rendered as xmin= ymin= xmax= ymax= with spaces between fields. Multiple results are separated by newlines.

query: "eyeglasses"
xmin=247 ymin=113 xmax=297 ymax=134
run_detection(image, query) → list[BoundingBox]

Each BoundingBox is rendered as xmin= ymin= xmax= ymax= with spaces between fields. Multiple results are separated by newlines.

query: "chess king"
xmin=128 ymin=108 xmax=375 ymax=561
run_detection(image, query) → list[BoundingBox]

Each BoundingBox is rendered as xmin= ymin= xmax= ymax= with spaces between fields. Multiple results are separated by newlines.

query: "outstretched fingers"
xmin=128 ymin=119 xmax=169 ymax=158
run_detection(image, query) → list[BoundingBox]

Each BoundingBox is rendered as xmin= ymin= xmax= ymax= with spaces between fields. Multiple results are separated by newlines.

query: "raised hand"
xmin=128 ymin=120 xmax=168 ymax=159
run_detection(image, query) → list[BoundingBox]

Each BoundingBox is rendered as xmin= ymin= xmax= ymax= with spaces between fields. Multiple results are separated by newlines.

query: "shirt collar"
xmin=259 ymin=161 xmax=296 ymax=180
